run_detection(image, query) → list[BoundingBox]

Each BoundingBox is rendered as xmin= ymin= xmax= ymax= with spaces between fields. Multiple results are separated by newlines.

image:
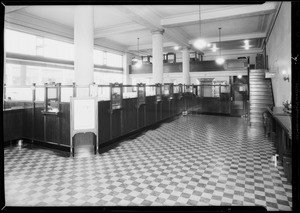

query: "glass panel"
xmin=212 ymin=85 xmax=220 ymax=97
xmin=111 ymin=86 xmax=122 ymax=109
xmin=137 ymin=85 xmax=145 ymax=105
xmin=123 ymin=86 xmax=137 ymax=99
xmin=98 ymin=86 xmax=110 ymax=101
xmin=36 ymin=87 xmax=45 ymax=101
xmin=61 ymin=87 xmax=73 ymax=102
xmin=146 ymin=86 xmax=155 ymax=96
xmin=5 ymin=87 xmax=32 ymax=101
xmin=203 ymin=85 xmax=213 ymax=97
xmin=94 ymin=72 xmax=122 ymax=84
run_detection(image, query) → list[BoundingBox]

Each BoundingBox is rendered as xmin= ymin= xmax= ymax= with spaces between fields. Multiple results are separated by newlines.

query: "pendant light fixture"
xmin=216 ymin=27 xmax=225 ymax=65
xmin=134 ymin=37 xmax=142 ymax=68
xmin=193 ymin=5 xmax=207 ymax=50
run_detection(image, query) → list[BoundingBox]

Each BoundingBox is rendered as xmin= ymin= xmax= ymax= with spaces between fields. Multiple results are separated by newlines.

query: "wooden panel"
xmin=98 ymin=101 xmax=111 ymax=144
xmin=60 ymin=103 xmax=70 ymax=146
xmin=190 ymin=61 xmax=225 ymax=72
xmin=34 ymin=104 xmax=45 ymax=141
xmin=163 ymin=63 xmax=182 ymax=73
xmin=198 ymin=98 xmax=223 ymax=113
xmin=122 ymin=98 xmax=138 ymax=134
xmin=23 ymin=102 xmax=33 ymax=139
xmin=146 ymin=96 xmax=156 ymax=126
xmin=3 ymin=109 xmax=24 ymax=141
xmin=73 ymin=132 xmax=94 ymax=148
xmin=137 ymin=105 xmax=146 ymax=128
xmin=111 ymin=109 xmax=121 ymax=139
xmin=130 ymin=64 xmax=152 ymax=74
xmin=45 ymin=115 xmax=59 ymax=143
xmin=162 ymin=97 xmax=170 ymax=119
xmin=156 ymin=101 xmax=163 ymax=122
xmin=225 ymin=59 xmax=247 ymax=70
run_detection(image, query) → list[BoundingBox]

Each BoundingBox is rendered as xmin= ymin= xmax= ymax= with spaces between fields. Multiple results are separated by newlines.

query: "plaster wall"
xmin=266 ymin=2 xmax=291 ymax=106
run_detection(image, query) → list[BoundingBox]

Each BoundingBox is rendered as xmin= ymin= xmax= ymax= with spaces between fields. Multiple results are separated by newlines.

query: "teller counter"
xmin=3 ymin=93 xmax=193 ymax=151
xmin=267 ymin=106 xmax=292 ymax=183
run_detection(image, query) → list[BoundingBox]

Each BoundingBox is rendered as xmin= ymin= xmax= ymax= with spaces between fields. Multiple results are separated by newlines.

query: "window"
xmin=94 ymin=72 xmax=122 ymax=85
xmin=5 ymin=29 xmax=37 ymax=55
xmin=5 ymin=28 xmax=123 ymax=92
xmin=107 ymin=52 xmax=123 ymax=68
xmin=94 ymin=49 xmax=104 ymax=65
xmin=44 ymin=38 xmax=74 ymax=61
xmin=5 ymin=62 xmax=74 ymax=86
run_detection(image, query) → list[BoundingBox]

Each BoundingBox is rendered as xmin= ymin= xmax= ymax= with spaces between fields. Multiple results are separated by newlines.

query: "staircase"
xmin=249 ymin=69 xmax=274 ymax=126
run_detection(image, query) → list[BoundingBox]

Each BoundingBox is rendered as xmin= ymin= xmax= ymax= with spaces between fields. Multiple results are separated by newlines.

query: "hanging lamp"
xmin=216 ymin=27 xmax=225 ymax=65
xmin=134 ymin=37 xmax=142 ymax=68
xmin=193 ymin=5 xmax=207 ymax=50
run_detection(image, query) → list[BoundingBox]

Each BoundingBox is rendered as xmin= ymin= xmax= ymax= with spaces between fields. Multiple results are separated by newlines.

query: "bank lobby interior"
xmin=1 ymin=2 xmax=298 ymax=212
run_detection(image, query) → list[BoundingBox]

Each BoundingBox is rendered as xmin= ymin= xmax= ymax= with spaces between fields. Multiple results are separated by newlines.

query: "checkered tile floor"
xmin=4 ymin=114 xmax=292 ymax=210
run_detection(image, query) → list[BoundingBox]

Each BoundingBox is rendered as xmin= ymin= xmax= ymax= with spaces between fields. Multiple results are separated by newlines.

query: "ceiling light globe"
xmin=194 ymin=39 xmax=207 ymax=50
xmin=174 ymin=46 xmax=180 ymax=50
xmin=216 ymin=57 xmax=225 ymax=65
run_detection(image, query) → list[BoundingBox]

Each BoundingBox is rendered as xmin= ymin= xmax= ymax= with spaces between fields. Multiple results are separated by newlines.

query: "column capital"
xmin=151 ymin=28 xmax=165 ymax=35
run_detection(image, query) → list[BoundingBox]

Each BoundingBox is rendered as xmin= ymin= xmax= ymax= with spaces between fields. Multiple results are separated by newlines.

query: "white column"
xmin=182 ymin=47 xmax=190 ymax=85
xmin=151 ymin=29 xmax=164 ymax=84
xmin=123 ymin=52 xmax=132 ymax=92
xmin=74 ymin=6 xmax=94 ymax=97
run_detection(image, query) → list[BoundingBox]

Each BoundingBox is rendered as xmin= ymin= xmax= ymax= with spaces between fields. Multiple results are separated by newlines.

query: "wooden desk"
xmin=3 ymin=108 xmax=24 ymax=143
xmin=268 ymin=111 xmax=292 ymax=183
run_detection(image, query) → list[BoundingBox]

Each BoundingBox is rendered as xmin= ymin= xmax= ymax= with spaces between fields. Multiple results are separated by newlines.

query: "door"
xmin=230 ymin=84 xmax=248 ymax=116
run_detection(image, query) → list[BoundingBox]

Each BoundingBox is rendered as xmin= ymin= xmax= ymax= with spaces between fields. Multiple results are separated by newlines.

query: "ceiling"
xmin=4 ymin=3 xmax=279 ymax=57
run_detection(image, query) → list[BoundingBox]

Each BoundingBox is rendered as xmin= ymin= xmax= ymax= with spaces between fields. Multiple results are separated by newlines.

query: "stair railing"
xmin=268 ymin=78 xmax=275 ymax=107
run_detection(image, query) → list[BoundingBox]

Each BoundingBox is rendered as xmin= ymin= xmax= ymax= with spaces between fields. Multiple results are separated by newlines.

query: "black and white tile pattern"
xmin=4 ymin=114 xmax=292 ymax=210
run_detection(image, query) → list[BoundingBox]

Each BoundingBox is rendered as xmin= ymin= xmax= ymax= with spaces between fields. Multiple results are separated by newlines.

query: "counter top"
xmin=3 ymin=107 xmax=24 ymax=112
xmin=267 ymin=106 xmax=290 ymax=116
xmin=274 ymin=115 xmax=291 ymax=139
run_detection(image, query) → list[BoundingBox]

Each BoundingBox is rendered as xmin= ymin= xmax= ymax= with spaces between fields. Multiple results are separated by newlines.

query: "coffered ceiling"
xmin=4 ymin=2 xmax=280 ymax=57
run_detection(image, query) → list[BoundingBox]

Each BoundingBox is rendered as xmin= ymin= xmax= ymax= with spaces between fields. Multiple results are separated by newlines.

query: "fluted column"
xmin=74 ymin=6 xmax=94 ymax=97
xmin=151 ymin=29 xmax=165 ymax=84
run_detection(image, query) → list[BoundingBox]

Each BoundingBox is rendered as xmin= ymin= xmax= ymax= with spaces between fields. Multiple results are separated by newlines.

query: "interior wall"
xmin=266 ymin=2 xmax=291 ymax=106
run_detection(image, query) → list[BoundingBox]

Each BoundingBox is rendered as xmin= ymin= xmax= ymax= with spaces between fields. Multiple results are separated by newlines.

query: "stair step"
xmin=250 ymin=81 xmax=270 ymax=85
xmin=249 ymin=76 xmax=266 ymax=80
xmin=250 ymin=88 xmax=271 ymax=92
xmin=250 ymin=84 xmax=270 ymax=88
xmin=249 ymin=103 xmax=270 ymax=108
xmin=250 ymin=69 xmax=266 ymax=73
xmin=250 ymin=108 xmax=268 ymax=113
xmin=250 ymin=121 xmax=264 ymax=126
xmin=250 ymin=95 xmax=273 ymax=100
xmin=250 ymin=100 xmax=273 ymax=104
xmin=249 ymin=113 xmax=264 ymax=118
xmin=249 ymin=118 xmax=263 ymax=123
xmin=250 ymin=72 xmax=266 ymax=76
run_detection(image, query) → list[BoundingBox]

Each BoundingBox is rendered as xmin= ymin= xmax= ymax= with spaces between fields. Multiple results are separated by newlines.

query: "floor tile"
xmin=4 ymin=114 xmax=292 ymax=211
